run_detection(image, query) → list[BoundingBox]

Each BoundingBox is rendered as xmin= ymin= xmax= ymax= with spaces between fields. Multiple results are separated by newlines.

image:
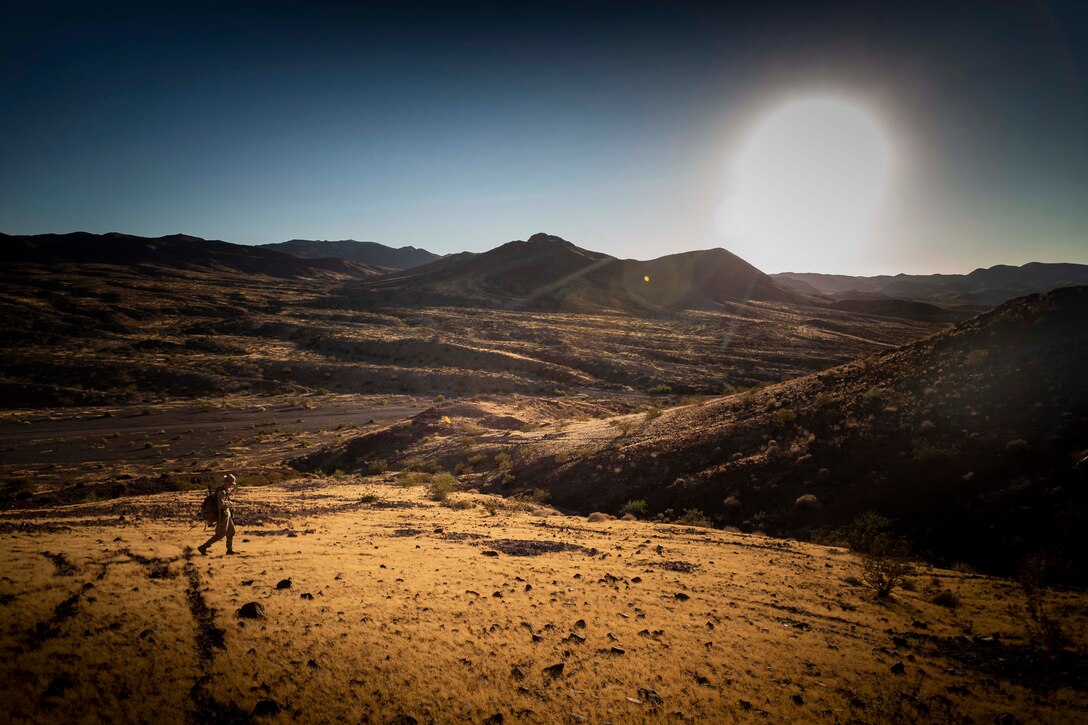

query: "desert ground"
xmin=2 ymin=237 xmax=1086 ymax=722
xmin=3 ymin=476 xmax=1086 ymax=723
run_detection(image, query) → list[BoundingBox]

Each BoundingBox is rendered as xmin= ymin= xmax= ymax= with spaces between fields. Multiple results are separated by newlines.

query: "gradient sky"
xmin=2 ymin=0 xmax=1086 ymax=274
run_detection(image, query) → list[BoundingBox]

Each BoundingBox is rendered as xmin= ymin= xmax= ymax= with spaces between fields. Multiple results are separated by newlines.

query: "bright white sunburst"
xmin=717 ymin=98 xmax=891 ymax=272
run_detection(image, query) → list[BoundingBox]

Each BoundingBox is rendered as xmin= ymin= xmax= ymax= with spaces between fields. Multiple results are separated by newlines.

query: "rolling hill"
xmin=343 ymin=232 xmax=807 ymax=312
xmin=0 ymin=232 xmax=385 ymax=278
xmin=775 ymin=262 xmax=1088 ymax=307
xmin=300 ymin=286 xmax=1088 ymax=581
xmin=259 ymin=239 xmax=442 ymax=269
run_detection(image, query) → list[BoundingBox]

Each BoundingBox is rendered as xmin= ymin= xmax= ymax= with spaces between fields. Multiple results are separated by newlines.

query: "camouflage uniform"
xmin=199 ymin=487 xmax=235 ymax=554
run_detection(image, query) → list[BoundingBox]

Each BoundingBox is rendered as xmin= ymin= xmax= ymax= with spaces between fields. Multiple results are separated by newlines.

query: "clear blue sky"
xmin=2 ymin=1 xmax=1086 ymax=274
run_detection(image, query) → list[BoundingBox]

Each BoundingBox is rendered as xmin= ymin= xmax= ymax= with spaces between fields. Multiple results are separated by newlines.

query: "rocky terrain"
xmin=2 ymin=231 xmax=1086 ymax=722
xmin=1 ymin=478 xmax=1085 ymax=723
xmin=298 ymin=287 xmax=1088 ymax=583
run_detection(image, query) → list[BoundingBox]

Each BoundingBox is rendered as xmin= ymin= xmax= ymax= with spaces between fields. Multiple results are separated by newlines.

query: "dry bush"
xmin=677 ymin=508 xmax=713 ymax=528
xmin=397 ymin=471 xmax=431 ymax=487
xmin=427 ymin=472 xmax=457 ymax=501
xmin=930 ymin=589 xmax=960 ymax=608
xmin=620 ymin=499 xmax=648 ymax=518
xmin=1017 ymin=553 xmax=1067 ymax=650
xmin=848 ymin=512 xmax=914 ymax=598
xmin=794 ymin=494 xmax=821 ymax=510
xmin=587 ymin=512 xmax=613 ymax=522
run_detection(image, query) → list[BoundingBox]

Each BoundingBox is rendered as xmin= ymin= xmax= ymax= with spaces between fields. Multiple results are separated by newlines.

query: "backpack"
xmin=200 ymin=487 xmax=219 ymax=527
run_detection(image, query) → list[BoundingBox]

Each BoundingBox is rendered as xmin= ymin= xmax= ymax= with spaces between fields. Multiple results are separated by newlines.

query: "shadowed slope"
xmin=504 ymin=286 xmax=1088 ymax=579
xmin=259 ymin=239 xmax=442 ymax=269
xmin=0 ymin=232 xmax=384 ymax=278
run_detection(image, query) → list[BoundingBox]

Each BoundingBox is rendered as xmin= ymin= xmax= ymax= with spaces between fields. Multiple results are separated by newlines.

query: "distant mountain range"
xmin=774 ymin=262 xmax=1088 ymax=308
xmin=0 ymin=231 xmax=386 ymax=278
xmin=346 ymin=232 xmax=804 ymax=312
xmin=5 ymin=230 xmax=1086 ymax=318
xmin=259 ymin=239 xmax=442 ymax=270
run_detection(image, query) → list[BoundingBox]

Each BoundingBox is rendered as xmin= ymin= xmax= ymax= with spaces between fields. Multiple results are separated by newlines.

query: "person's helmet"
xmin=223 ymin=473 xmax=237 ymax=486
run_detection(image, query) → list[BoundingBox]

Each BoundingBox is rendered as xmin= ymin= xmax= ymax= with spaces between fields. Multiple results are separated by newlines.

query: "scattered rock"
xmin=542 ymin=663 xmax=564 ymax=678
xmin=638 ymin=688 xmax=663 ymax=705
xmin=890 ymin=661 xmax=906 ymax=675
xmin=511 ymin=665 xmax=528 ymax=681
xmin=483 ymin=551 xmax=499 ymax=557
xmin=251 ymin=699 xmax=280 ymax=717
xmin=674 ymin=592 xmax=690 ymax=601
xmin=238 ymin=602 xmax=265 ymax=619
xmin=567 ymin=632 xmax=586 ymax=644
xmin=276 ymin=579 xmax=292 ymax=590
xmin=610 ymin=646 xmax=625 ymax=655
xmin=574 ymin=619 xmax=586 ymax=629
xmin=484 ymin=714 xmax=504 ymax=725
xmin=792 ymin=694 xmax=804 ymax=705
xmin=300 ymin=593 xmax=314 ymax=600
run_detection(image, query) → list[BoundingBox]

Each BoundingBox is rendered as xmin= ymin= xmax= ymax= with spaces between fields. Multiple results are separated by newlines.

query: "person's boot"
xmin=197 ymin=544 xmax=208 ymax=556
xmin=226 ymin=549 xmax=236 ymax=555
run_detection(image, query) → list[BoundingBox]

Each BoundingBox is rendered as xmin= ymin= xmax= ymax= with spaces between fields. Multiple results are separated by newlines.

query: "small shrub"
xmin=397 ymin=471 xmax=431 ymax=487
xmin=677 ymin=508 xmax=713 ymax=528
xmin=794 ymin=494 xmax=821 ymax=510
xmin=930 ymin=589 xmax=960 ymax=608
xmin=814 ymin=392 xmax=835 ymax=408
xmin=587 ymin=512 xmax=613 ymax=522
xmin=620 ymin=499 xmax=648 ymax=518
xmin=483 ymin=500 xmax=500 ymax=517
xmin=427 ymin=472 xmax=457 ymax=501
xmin=1017 ymin=553 xmax=1067 ymax=650
xmin=495 ymin=452 xmax=513 ymax=471
xmin=722 ymin=495 xmax=741 ymax=512
xmin=442 ymin=498 xmax=473 ymax=510
xmin=774 ymin=409 xmax=798 ymax=427
xmin=647 ymin=384 xmax=672 ymax=395
xmin=643 ymin=407 xmax=662 ymax=422
xmin=847 ymin=512 xmax=913 ymax=598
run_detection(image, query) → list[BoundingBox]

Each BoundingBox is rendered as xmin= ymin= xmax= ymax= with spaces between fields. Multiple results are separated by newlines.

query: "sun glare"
xmin=717 ymin=98 xmax=891 ymax=273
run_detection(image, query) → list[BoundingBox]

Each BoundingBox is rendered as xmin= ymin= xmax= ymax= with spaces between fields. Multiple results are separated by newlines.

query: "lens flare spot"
xmin=643 ymin=275 xmax=650 ymax=282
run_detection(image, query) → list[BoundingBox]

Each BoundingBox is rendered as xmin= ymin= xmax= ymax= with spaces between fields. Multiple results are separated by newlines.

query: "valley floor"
xmin=2 ymin=478 xmax=1085 ymax=723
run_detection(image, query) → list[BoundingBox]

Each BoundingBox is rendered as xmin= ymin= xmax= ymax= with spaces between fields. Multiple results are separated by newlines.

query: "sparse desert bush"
xmin=397 ymin=471 xmax=431 ymax=487
xmin=620 ymin=499 xmax=648 ymax=518
xmin=442 ymin=498 xmax=473 ymax=510
xmin=587 ymin=512 xmax=613 ymax=522
xmin=677 ymin=508 xmax=713 ymax=528
xmin=774 ymin=409 xmax=797 ymax=427
xmin=647 ymin=384 xmax=672 ymax=395
xmin=483 ymin=500 xmax=500 ymax=516
xmin=643 ymin=407 xmax=662 ymax=422
xmin=814 ymin=391 xmax=835 ymax=408
xmin=863 ymin=387 xmax=884 ymax=406
xmin=1017 ymin=553 xmax=1067 ymax=650
xmin=930 ymin=589 xmax=960 ymax=608
xmin=512 ymin=488 xmax=549 ymax=504
xmin=367 ymin=459 xmax=389 ymax=474
xmin=846 ymin=512 xmax=914 ymax=598
xmin=427 ymin=472 xmax=457 ymax=501
xmin=607 ymin=418 xmax=634 ymax=435
xmin=722 ymin=495 xmax=741 ymax=512
xmin=912 ymin=439 xmax=955 ymax=462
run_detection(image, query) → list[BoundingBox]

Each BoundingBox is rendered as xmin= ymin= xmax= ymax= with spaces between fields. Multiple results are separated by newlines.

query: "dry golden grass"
xmin=2 ymin=478 xmax=1085 ymax=722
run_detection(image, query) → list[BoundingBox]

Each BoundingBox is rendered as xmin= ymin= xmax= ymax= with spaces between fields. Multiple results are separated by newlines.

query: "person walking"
xmin=198 ymin=473 xmax=237 ymax=556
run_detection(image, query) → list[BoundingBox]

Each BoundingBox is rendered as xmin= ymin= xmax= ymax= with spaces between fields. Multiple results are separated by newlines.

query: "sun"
xmin=716 ymin=97 xmax=891 ymax=273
